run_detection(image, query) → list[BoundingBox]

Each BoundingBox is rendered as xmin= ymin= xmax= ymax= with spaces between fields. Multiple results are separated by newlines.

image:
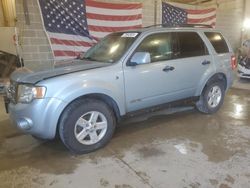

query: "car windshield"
xmin=83 ymin=32 xmax=140 ymax=63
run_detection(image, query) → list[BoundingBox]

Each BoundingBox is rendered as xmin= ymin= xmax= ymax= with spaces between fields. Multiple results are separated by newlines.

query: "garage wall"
xmin=213 ymin=0 xmax=245 ymax=50
xmin=243 ymin=0 xmax=250 ymax=40
xmin=0 ymin=27 xmax=16 ymax=54
xmin=15 ymin=0 xmax=54 ymax=70
xmin=15 ymin=0 xmax=161 ymax=71
xmin=16 ymin=0 xmax=244 ymax=70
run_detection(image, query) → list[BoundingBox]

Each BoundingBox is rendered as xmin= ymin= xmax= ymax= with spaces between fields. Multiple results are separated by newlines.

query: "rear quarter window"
xmin=176 ymin=32 xmax=208 ymax=58
xmin=205 ymin=32 xmax=229 ymax=54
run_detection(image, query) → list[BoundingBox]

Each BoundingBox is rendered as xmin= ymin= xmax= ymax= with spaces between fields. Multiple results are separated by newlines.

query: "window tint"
xmin=205 ymin=32 xmax=229 ymax=54
xmin=135 ymin=33 xmax=173 ymax=62
xmin=176 ymin=32 xmax=208 ymax=58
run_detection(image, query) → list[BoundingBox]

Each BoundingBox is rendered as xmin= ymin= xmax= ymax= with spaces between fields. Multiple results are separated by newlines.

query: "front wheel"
xmin=59 ymin=98 xmax=116 ymax=154
xmin=196 ymin=82 xmax=225 ymax=114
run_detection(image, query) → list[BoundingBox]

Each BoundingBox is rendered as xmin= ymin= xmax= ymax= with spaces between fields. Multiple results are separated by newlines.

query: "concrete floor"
xmin=232 ymin=77 xmax=250 ymax=90
xmin=0 ymin=88 xmax=250 ymax=188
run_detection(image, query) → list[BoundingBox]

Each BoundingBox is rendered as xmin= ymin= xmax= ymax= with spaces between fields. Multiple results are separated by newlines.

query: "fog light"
xmin=17 ymin=118 xmax=33 ymax=130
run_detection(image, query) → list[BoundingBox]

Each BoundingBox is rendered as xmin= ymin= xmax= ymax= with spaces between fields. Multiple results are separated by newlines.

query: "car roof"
xmin=127 ymin=25 xmax=220 ymax=34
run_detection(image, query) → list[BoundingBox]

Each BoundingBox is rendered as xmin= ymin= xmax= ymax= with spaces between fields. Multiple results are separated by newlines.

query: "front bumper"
xmin=238 ymin=65 xmax=250 ymax=78
xmin=8 ymin=97 xmax=66 ymax=139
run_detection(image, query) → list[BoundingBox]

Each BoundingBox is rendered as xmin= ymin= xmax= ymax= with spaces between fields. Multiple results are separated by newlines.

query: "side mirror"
xmin=128 ymin=52 xmax=151 ymax=66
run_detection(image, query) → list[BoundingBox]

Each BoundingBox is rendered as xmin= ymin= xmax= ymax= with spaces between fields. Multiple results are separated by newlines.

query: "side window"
xmin=176 ymin=32 xmax=208 ymax=58
xmin=205 ymin=32 xmax=229 ymax=54
xmin=135 ymin=33 xmax=173 ymax=62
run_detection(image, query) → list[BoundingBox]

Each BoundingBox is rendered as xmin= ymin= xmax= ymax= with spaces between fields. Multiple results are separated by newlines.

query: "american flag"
xmin=162 ymin=2 xmax=216 ymax=27
xmin=38 ymin=0 xmax=142 ymax=61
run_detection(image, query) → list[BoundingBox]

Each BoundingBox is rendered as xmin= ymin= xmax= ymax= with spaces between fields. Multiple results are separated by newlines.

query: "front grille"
xmin=6 ymin=81 xmax=18 ymax=104
xmin=242 ymin=74 xmax=250 ymax=77
xmin=239 ymin=58 xmax=250 ymax=69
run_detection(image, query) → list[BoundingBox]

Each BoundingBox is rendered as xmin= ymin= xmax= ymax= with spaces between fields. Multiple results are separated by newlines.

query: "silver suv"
xmin=4 ymin=25 xmax=236 ymax=154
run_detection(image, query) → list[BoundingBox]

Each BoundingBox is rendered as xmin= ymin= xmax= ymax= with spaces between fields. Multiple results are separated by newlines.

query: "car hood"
xmin=11 ymin=60 xmax=110 ymax=84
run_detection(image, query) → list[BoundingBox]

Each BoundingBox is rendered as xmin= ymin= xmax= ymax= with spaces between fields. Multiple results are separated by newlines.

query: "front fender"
xmin=40 ymin=70 xmax=126 ymax=116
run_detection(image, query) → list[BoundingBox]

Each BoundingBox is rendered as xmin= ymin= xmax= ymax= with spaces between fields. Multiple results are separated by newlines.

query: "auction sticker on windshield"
xmin=121 ymin=33 xmax=138 ymax=38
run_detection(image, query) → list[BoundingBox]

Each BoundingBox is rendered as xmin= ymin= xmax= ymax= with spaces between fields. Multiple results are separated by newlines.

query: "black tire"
xmin=196 ymin=81 xmax=225 ymax=114
xmin=59 ymin=98 xmax=116 ymax=154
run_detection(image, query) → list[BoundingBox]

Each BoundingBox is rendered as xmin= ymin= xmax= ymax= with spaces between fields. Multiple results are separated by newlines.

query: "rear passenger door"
xmin=173 ymin=31 xmax=214 ymax=95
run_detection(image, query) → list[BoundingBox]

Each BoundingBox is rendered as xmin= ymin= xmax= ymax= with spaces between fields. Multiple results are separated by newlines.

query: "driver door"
xmin=123 ymin=32 xmax=188 ymax=112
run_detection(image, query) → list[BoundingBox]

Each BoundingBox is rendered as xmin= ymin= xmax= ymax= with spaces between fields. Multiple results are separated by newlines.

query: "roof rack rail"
xmin=144 ymin=24 xmax=213 ymax=28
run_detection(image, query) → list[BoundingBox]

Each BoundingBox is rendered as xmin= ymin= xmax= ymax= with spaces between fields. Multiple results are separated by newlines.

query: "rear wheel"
xmin=196 ymin=81 xmax=225 ymax=114
xmin=59 ymin=98 xmax=116 ymax=154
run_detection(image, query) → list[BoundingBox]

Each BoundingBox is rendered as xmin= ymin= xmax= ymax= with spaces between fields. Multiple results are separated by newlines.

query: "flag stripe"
xmin=52 ymin=44 xmax=90 ymax=52
xmin=86 ymin=13 xmax=142 ymax=21
xmin=88 ymin=25 xmax=142 ymax=32
xmin=50 ymin=38 xmax=93 ymax=47
xmin=55 ymin=56 xmax=76 ymax=60
xmin=189 ymin=19 xmax=216 ymax=25
xmin=86 ymin=1 xmax=142 ymax=40
xmin=54 ymin=50 xmax=80 ymax=57
xmin=39 ymin=0 xmax=142 ymax=61
xmin=188 ymin=15 xmax=216 ymax=23
xmin=87 ymin=18 xmax=142 ymax=27
xmin=187 ymin=11 xmax=216 ymax=19
xmin=86 ymin=6 xmax=142 ymax=16
xmin=186 ymin=8 xmax=216 ymax=15
xmin=169 ymin=2 xmax=216 ymax=10
xmin=85 ymin=0 xmax=142 ymax=10
xmin=90 ymin=31 xmax=110 ymax=38
xmin=162 ymin=2 xmax=217 ymax=28
xmin=47 ymin=32 xmax=93 ymax=43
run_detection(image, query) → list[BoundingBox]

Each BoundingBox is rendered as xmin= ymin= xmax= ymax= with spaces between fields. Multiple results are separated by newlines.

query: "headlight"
xmin=17 ymin=84 xmax=46 ymax=103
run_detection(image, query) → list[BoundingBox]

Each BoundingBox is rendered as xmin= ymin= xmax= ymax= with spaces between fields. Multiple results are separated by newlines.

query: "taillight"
xmin=231 ymin=55 xmax=237 ymax=70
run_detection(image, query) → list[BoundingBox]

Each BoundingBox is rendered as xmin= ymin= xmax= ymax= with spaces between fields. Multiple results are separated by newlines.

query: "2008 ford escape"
xmin=4 ymin=25 xmax=236 ymax=154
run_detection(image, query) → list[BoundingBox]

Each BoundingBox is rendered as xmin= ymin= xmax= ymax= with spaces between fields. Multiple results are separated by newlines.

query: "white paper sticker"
xmin=121 ymin=33 xmax=138 ymax=38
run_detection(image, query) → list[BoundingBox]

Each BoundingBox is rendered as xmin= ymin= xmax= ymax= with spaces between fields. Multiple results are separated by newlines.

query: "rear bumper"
xmin=8 ymin=97 xmax=66 ymax=139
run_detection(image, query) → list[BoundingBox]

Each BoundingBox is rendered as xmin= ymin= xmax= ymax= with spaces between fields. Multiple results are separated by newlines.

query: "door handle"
xmin=163 ymin=66 xmax=175 ymax=72
xmin=202 ymin=60 xmax=211 ymax=65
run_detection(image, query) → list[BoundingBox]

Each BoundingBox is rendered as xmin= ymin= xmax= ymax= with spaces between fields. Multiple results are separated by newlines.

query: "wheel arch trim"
xmin=195 ymin=72 xmax=227 ymax=96
xmin=53 ymin=92 xmax=123 ymax=139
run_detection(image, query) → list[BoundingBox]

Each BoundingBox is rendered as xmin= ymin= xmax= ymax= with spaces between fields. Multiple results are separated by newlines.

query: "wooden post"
xmin=0 ymin=1 xmax=7 ymax=26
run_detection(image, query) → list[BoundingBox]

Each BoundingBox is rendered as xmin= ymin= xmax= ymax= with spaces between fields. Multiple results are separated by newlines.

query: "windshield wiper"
xmin=83 ymin=56 xmax=97 ymax=61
